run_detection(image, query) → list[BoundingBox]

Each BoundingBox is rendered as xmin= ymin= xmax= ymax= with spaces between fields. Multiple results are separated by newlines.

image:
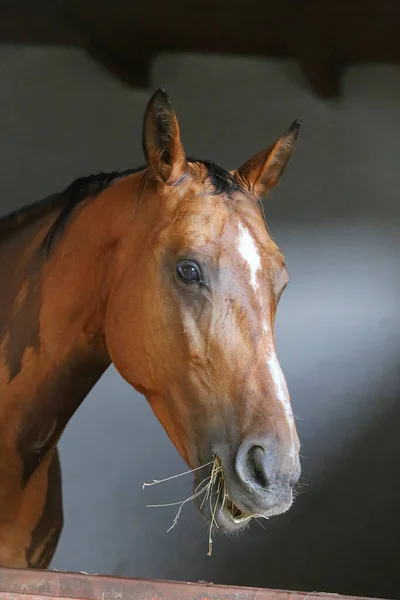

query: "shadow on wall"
xmin=54 ymin=358 xmax=400 ymax=600
xmin=221 ymin=388 xmax=400 ymax=600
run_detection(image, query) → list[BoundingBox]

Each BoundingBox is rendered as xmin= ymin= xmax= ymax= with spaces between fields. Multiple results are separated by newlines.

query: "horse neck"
xmin=35 ymin=173 xmax=143 ymax=364
xmin=0 ymin=173 xmax=142 ymax=482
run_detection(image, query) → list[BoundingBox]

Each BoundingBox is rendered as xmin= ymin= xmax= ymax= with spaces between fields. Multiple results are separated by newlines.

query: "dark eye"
xmin=176 ymin=260 xmax=202 ymax=284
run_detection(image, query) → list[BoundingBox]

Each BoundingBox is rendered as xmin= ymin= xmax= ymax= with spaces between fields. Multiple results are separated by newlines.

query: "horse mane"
xmin=0 ymin=158 xmax=246 ymax=257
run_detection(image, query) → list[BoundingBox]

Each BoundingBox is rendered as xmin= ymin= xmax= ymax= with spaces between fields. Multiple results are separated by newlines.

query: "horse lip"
xmin=212 ymin=501 xmax=253 ymax=532
xmin=215 ymin=497 xmax=291 ymax=531
xmin=198 ymin=481 xmax=293 ymax=530
xmin=223 ymin=495 xmax=252 ymax=522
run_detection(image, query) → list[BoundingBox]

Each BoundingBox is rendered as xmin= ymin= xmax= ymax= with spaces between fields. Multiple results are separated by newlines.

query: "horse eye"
xmin=176 ymin=260 xmax=202 ymax=284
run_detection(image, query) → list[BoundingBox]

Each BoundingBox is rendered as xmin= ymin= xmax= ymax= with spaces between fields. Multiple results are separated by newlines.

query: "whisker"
xmin=201 ymin=469 xmax=221 ymax=509
xmin=208 ymin=480 xmax=222 ymax=556
xmin=147 ymin=476 xmax=214 ymax=510
xmin=207 ymin=457 xmax=224 ymax=556
xmin=142 ymin=460 xmax=213 ymax=489
xmin=167 ymin=462 xmax=223 ymax=533
xmin=252 ymin=513 xmax=270 ymax=520
xmin=144 ymin=456 xmax=229 ymax=554
xmin=221 ymin=490 xmax=227 ymax=511
xmin=195 ymin=475 xmax=215 ymax=493
xmin=166 ymin=483 xmax=213 ymax=532
xmin=292 ymin=413 xmax=304 ymax=421
xmin=255 ymin=518 xmax=267 ymax=531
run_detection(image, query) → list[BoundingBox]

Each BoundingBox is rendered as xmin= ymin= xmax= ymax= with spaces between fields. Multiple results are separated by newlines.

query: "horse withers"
xmin=0 ymin=89 xmax=300 ymax=568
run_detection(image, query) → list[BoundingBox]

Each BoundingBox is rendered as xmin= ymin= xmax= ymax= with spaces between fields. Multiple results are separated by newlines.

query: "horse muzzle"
xmin=194 ymin=436 xmax=300 ymax=533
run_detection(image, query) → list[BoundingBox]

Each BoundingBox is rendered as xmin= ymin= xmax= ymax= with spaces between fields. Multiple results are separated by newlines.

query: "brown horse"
xmin=0 ymin=88 xmax=301 ymax=569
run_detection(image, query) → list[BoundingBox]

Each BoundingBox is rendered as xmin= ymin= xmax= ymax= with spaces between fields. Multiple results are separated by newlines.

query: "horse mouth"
xmin=223 ymin=496 xmax=251 ymax=524
xmin=196 ymin=457 xmax=254 ymax=531
xmin=196 ymin=456 xmax=292 ymax=534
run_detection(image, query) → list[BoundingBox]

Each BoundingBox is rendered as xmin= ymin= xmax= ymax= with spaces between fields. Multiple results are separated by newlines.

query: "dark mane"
xmin=0 ymin=159 xmax=247 ymax=257
xmin=0 ymin=168 xmax=138 ymax=256
xmin=187 ymin=157 xmax=245 ymax=197
xmin=42 ymin=168 xmax=138 ymax=255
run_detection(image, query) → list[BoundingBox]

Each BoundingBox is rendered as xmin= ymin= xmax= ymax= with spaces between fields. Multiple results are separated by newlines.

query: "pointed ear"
xmin=142 ymin=88 xmax=188 ymax=184
xmin=236 ymin=120 xmax=300 ymax=199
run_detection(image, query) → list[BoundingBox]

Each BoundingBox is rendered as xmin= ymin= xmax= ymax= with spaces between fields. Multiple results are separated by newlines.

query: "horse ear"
xmin=142 ymin=88 xmax=188 ymax=184
xmin=236 ymin=120 xmax=300 ymax=199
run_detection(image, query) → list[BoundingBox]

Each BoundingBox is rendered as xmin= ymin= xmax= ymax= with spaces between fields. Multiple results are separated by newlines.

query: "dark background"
xmin=1 ymin=3 xmax=400 ymax=599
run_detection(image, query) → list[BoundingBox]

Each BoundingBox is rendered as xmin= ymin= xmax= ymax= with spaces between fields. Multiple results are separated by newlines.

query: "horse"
xmin=0 ymin=88 xmax=301 ymax=569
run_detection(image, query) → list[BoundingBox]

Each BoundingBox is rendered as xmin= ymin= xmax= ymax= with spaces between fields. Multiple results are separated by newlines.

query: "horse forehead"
xmin=171 ymin=196 xmax=229 ymax=249
xmin=164 ymin=190 xmax=279 ymax=261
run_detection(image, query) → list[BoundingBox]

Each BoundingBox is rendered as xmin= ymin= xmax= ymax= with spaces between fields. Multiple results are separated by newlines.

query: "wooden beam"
xmin=0 ymin=567 xmax=389 ymax=600
xmin=0 ymin=0 xmax=80 ymax=46
xmin=80 ymin=34 xmax=153 ymax=89
xmin=272 ymin=0 xmax=342 ymax=98
xmin=54 ymin=2 xmax=153 ymax=88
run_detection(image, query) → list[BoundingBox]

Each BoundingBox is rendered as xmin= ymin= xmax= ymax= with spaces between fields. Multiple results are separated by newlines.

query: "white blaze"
xmin=238 ymin=223 xmax=261 ymax=291
xmin=267 ymin=348 xmax=296 ymax=459
xmin=237 ymin=221 xmax=295 ymax=452
xmin=267 ymin=351 xmax=292 ymax=418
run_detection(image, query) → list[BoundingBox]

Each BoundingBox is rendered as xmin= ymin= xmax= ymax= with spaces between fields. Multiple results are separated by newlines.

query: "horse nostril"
xmin=233 ymin=438 xmax=299 ymax=510
xmin=235 ymin=442 xmax=271 ymax=491
xmin=247 ymin=445 xmax=269 ymax=489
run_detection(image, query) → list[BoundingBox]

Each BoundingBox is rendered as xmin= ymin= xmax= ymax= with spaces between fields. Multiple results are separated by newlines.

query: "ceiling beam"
xmin=273 ymin=0 xmax=342 ymax=98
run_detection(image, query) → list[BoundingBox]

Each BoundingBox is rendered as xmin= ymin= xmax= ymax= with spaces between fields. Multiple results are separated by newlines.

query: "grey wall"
xmin=1 ymin=47 xmax=400 ymax=599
